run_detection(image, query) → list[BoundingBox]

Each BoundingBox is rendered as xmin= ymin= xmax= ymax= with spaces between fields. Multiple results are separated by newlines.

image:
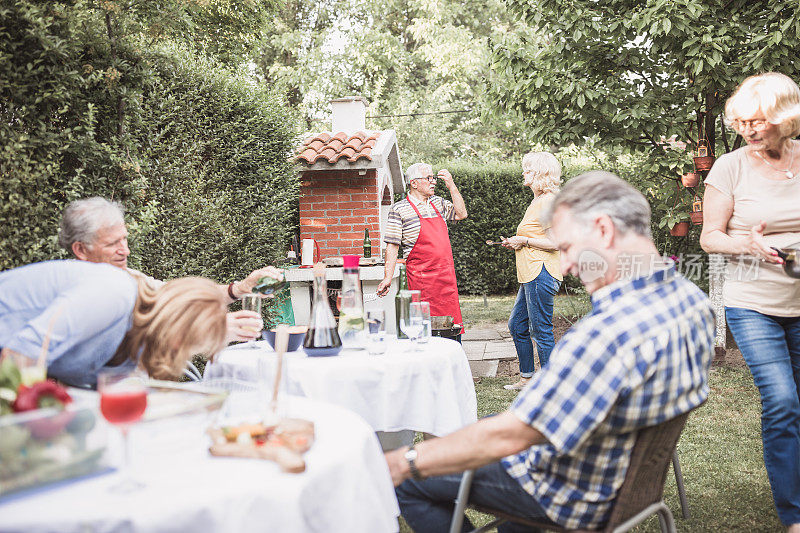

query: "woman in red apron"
xmin=405 ymin=198 xmax=464 ymax=338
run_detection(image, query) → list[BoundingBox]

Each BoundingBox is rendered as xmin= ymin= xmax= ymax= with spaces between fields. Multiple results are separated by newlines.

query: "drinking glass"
xmin=366 ymin=309 xmax=386 ymax=355
xmin=241 ymin=293 xmax=263 ymax=348
xmin=400 ymin=302 xmax=425 ymax=351
xmin=417 ymin=301 xmax=431 ymax=344
xmin=98 ymin=368 xmax=148 ymax=492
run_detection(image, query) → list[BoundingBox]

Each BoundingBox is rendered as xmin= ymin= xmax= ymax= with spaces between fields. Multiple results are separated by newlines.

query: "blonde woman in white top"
xmin=701 ymin=72 xmax=800 ymax=531
xmin=501 ymin=152 xmax=563 ymax=390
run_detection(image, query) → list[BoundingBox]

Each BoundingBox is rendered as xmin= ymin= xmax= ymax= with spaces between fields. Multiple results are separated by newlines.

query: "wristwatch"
xmin=404 ymin=445 xmax=423 ymax=481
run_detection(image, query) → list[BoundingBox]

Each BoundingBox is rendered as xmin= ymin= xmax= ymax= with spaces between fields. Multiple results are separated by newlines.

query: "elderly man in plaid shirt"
xmin=385 ymin=171 xmax=716 ymax=532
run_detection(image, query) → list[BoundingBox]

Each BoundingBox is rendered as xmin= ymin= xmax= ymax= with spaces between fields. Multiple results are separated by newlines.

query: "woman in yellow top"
xmin=501 ymin=152 xmax=563 ymax=390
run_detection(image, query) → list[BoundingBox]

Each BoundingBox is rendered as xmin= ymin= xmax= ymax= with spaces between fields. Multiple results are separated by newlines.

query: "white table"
xmin=205 ymin=336 xmax=478 ymax=437
xmin=0 ymin=395 xmax=400 ymax=533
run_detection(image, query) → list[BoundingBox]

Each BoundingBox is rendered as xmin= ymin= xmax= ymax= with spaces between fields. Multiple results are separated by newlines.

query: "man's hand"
xmin=385 ymin=447 xmax=411 ymax=486
xmin=501 ymin=236 xmax=526 ymax=250
xmin=376 ymin=277 xmax=392 ymax=297
xmin=236 ymin=266 xmax=284 ymax=297
xmin=225 ymin=310 xmax=263 ymax=343
xmin=438 ymin=168 xmax=454 ymax=189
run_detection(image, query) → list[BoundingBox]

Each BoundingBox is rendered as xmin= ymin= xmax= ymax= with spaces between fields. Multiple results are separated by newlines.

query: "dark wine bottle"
xmin=363 ymin=228 xmax=372 ymax=258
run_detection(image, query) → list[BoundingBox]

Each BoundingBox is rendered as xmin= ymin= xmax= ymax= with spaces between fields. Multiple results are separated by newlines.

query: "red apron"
xmin=405 ymin=197 xmax=464 ymax=332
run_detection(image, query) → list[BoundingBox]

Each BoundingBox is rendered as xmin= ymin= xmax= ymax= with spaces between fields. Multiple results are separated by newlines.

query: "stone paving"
xmin=462 ymin=327 xmax=520 ymax=378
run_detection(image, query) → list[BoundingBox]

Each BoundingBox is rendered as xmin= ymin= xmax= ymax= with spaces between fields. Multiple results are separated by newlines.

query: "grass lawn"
xmin=401 ymin=365 xmax=780 ymax=532
xmin=459 ymin=290 xmax=592 ymax=328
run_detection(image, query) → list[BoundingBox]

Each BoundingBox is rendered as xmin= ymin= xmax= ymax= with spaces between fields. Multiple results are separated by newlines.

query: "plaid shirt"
xmin=502 ymin=265 xmax=714 ymax=529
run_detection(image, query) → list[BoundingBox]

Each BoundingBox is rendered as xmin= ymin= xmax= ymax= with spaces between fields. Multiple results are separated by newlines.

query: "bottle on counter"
xmin=303 ymin=263 xmax=342 ymax=357
xmin=337 ymin=255 xmax=367 ymax=350
xmin=363 ymin=229 xmax=372 ymax=259
xmin=286 ymin=245 xmax=297 ymax=265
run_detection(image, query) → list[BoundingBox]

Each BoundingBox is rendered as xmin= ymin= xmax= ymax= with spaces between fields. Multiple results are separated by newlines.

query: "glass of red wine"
xmin=98 ymin=368 xmax=148 ymax=492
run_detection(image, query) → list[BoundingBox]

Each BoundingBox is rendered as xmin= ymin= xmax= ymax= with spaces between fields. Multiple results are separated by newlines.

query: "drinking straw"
xmin=270 ymin=324 xmax=289 ymax=416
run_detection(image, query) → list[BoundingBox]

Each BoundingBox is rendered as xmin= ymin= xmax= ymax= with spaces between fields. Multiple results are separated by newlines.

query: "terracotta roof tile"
xmin=340 ymin=147 xmax=357 ymax=160
xmin=296 ymin=131 xmax=381 ymax=165
xmin=349 ymin=147 xmax=371 ymax=162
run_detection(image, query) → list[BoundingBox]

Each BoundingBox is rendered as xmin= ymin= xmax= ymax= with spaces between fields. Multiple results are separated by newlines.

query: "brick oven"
xmin=286 ymin=96 xmax=406 ymax=333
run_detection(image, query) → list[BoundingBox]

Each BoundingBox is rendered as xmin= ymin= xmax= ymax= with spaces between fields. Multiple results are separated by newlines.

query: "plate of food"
xmin=207 ymin=418 xmax=315 ymax=473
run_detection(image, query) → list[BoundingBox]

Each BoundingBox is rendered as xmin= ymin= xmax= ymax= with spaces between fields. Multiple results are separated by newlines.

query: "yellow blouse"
xmin=515 ymin=193 xmax=562 ymax=283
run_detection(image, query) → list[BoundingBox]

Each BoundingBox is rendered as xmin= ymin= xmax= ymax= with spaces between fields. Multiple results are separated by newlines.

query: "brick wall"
xmin=299 ymin=169 xmax=381 ymax=258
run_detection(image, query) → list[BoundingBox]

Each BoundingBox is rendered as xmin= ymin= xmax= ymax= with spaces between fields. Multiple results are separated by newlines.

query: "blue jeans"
xmin=396 ymin=461 xmax=553 ymax=533
xmin=508 ymin=269 xmax=561 ymax=376
xmin=726 ymin=307 xmax=800 ymax=525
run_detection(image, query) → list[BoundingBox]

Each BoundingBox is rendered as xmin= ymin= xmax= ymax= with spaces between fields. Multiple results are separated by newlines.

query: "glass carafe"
xmin=303 ymin=263 xmax=342 ymax=357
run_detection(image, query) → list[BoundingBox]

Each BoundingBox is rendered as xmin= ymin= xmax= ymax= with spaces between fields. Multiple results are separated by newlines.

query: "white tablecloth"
xmin=206 ymin=337 xmax=477 ymax=436
xmin=0 ymin=396 xmax=399 ymax=533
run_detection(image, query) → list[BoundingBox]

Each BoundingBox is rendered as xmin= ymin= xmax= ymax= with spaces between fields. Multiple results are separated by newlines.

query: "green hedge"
xmin=0 ymin=2 xmax=298 ymax=283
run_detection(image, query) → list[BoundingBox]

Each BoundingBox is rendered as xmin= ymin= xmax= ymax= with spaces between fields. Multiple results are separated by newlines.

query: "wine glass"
xmin=241 ymin=293 xmax=263 ymax=348
xmin=98 ymin=368 xmax=148 ymax=493
xmin=416 ymin=301 xmax=431 ymax=344
xmin=366 ymin=309 xmax=386 ymax=355
xmin=400 ymin=302 xmax=425 ymax=351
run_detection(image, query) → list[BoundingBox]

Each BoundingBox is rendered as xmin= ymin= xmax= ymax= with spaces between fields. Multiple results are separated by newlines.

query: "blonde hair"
xmin=114 ymin=277 xmax=228 ymax=380
xmin=522 ymin=152 xmax=562 ymax=194
xmin=725 ymin=72 xmax=800 ymax=138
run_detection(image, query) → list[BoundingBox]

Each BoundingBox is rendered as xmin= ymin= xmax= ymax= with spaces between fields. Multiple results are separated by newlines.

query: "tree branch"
xmin=720 ymin=113 xmax=730 ymax=153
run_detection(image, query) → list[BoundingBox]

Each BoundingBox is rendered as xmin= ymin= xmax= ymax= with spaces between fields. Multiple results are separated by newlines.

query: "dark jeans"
xmin=396 ymin=461 xmax=553 ymax=533
xmin=508 ymin=269 xmax=560 ymax=377
xmin=726 ymin=307 xmax=800 ymax=525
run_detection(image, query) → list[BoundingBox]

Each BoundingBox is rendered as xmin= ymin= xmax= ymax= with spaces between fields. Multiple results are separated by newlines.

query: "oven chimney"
xmin=330 ymin=96 xmax=368 ymax=132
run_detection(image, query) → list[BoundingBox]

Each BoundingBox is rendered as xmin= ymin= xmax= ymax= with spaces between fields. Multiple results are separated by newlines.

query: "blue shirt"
xmin=502 ymin=266 xmax=714 ymax=529
xmin=0 ymin=260 xmax=138 ymax=388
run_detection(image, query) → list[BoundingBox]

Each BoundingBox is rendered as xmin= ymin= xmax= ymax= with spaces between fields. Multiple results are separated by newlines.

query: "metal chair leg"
xmin=449 ymin=469 xmax=475 ymax=533
xmin=672 ymin=451 xmax=689 ymax=519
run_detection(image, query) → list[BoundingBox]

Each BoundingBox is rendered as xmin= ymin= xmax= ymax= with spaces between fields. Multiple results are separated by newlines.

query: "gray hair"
xmin=58 ymin=197 xmax=126 ymax=252
xmin=544 ymin=171 xmax=652 ymax=238
xmin=405 ymin=162 xmax=432 ymax=184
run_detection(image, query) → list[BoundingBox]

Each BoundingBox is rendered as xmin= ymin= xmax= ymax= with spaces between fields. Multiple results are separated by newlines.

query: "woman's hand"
xmin=745 ymin=222 xmax=783 ymax=264
xmin=225 ymin=310 xmax=264 ymax=343
xmin=236 ymin=266 xmax=284 ymax=297
xmin=501 ymin=236 xmax=527 ymax=250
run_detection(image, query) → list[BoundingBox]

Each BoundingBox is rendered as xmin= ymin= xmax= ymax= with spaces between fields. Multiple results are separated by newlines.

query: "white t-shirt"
xmin=704 ymin=146 xmax=800 ymax=316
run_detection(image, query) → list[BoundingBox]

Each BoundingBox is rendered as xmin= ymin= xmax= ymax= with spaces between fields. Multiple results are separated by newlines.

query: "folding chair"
xmin=449 ymin=409 xmax=697 ymax=533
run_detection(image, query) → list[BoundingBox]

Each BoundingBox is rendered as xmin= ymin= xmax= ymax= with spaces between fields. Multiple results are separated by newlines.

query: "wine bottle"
xmin=363 ymin=228 xmax=372 ymax=258
xmin=252 ymin=273 xmax=288 ymax=296
xmin=338 ymin=255 xmax=367 ymax=349
xmin=303 ymin=263 xmax=342 ymax=356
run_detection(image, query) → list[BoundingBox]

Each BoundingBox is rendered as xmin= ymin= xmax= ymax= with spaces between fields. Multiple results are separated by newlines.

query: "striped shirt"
xmin=383 ymin=195 xmax=456 ymax=251
xmin=501 ymin=265 xmax=714 ymax=529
